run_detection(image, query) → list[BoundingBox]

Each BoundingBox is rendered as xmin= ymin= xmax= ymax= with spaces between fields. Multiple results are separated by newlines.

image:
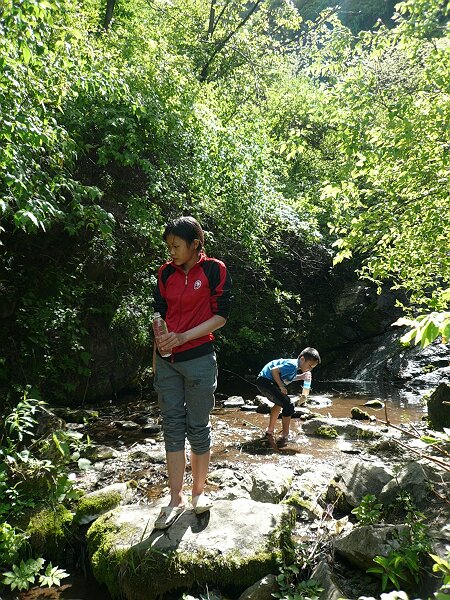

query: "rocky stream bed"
xmin=4 ymin=378 xmax=450 ymax=600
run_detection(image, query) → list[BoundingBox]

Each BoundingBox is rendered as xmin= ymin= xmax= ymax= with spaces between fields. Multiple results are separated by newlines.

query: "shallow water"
xmin=211 ymin=376 xmax=426 ymax=462
xmin=4 ymin=378 xmax=427 ymax=600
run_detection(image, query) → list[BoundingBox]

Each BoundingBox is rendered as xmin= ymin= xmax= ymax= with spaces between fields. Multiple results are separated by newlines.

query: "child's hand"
xmin=279 ymin=385 xmax=287 ymax=395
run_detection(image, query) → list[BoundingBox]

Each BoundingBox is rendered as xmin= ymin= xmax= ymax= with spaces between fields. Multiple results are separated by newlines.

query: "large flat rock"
xmin=87 ymin=498 xmax=295 ymax=599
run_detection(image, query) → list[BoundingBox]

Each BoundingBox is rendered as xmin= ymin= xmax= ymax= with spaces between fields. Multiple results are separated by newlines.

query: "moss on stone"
xmin=326 ymin=482 xmax=351 ymax=512
xmin=368 ymin=438 xmax=402 ymax=455
xmin=25 ymin=504 xmax=73 ymax=562
xmin=315 ymin=425 xmax=338 ymax=438
xmin=354 ymin=427 xmax=379 ymax=440
xmin=87 ymin=510 xmax=129 ymax=598
xmin=282 ymin=494 xmax=321 ymax=517
xmin=121 ymin=545 xmax=281 ymax=599
xmin=75 ymin=490 xmax=123 ymax=524
xmin=89 ymin=506 xmax=294 ymax=600
xmin=351 ymin=407 xmax=370 ymax=420
xmin=283 ymin=492 xmax=301 ymax=506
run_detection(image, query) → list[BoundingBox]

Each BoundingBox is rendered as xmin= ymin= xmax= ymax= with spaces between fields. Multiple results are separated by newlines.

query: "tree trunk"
xmin=103 ymin=0 xmax=116 ymax=30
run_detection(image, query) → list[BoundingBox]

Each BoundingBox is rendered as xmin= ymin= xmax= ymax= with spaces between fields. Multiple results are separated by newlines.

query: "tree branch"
xmin=199 ymin=0 xmax=264 ymax=82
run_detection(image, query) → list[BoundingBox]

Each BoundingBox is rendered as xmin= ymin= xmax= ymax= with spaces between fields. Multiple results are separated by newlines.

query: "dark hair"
xmin=298 ymin=347 xmax=321 ymax=364
xmin=163 ymin=216 xmax=204 ymax=251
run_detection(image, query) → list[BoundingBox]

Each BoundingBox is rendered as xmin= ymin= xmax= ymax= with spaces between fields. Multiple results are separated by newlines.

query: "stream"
xmin=5 ymin=376 xmax=427 ymax=600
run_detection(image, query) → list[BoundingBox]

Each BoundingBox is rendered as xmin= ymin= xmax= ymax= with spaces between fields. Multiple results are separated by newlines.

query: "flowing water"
xmin=4 ymin=377 xmax=427 ymax=600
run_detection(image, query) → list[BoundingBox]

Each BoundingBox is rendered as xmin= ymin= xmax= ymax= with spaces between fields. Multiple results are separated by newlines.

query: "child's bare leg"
xmin=281 ymin=416 xmax=291 ymax=438
xmin=267 ymin=405 xmax=282 ymax=433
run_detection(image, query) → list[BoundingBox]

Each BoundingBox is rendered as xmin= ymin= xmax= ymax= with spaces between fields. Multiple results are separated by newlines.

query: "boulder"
xmin=250 ymin=464 xmax=293 ymax=503
xmin=379 ymin=461 xmax=428 ymax=506
xmin=334 ymin=524 xmax=410 ymax=570
xmin=427 ymin=382 xmax=450 ymax=430
xmin=327 ymin=459 xmax=393 ymax=509
xmin=87 ymin=499 xmax=295 ymax=600
xmin=302 ymin=417 xmax=381 ymax=440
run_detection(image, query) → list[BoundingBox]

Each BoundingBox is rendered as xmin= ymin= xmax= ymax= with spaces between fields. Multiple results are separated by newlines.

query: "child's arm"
xmin=270 ymin=367 xmax=288 ymax=395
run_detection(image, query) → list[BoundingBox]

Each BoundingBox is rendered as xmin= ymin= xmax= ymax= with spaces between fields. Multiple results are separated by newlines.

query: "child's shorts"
xmin=255 ymin=376 xmax=295 ymax=417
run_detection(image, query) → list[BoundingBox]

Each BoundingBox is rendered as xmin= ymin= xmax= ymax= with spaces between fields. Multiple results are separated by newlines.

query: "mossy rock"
xmin=86 ymin=509 xmax=127 ymax=598
xmin=87 ymin=499 xmax=295 ymax=600
xmin=75 ymin=482 xmax=134 ymax=525
xmin=351 ymin=407 xmax=370 ymax=420
xmin=326 ymin=482 xmax=352 ymax=513
xmin=24 ymin=505 xmax=74 ymax=562
xmin=427 ymin=382 xmax=450 ymax=430
xmin=315 ymin=425 xmax=339 ymax=438
xmin=282 ymin=493 xmax=323 ymax=519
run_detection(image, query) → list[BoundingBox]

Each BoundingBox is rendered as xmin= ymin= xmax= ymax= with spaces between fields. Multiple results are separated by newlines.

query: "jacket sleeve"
xmin=153 ymin=264 xmax=168 ymax=320
xmin=205 ymin=259 xmax=232 ymax=319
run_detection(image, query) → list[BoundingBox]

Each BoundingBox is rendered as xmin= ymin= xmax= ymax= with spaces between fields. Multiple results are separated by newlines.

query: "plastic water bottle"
xmin=152 ymin=312 xmax=171 ymax=357
xmin=302 ymin=377 xmax=311 ymax=398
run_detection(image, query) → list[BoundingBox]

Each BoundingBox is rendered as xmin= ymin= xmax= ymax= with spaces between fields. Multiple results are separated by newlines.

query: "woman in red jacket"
xmin=152 ymin=216 xmax=232 ymax=529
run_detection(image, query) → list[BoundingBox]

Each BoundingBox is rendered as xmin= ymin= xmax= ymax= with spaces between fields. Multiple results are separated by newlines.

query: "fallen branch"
xmin=378 ymin=419 xmax=450 ymax=459
xmin=431 ymin=487 xmax=450 ymax=505
xmin=392 ymin=438 xmax=450 ymax=472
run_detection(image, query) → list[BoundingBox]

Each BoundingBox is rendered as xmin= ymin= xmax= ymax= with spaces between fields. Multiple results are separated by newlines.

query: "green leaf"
xmin=21 ymin=44 xmax=32 ymax=64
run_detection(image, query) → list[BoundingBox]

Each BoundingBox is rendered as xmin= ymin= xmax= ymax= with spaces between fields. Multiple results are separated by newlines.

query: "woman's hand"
xmin=157 ymin=331 xmax=186 ymax=354
xmin=156 ymin=316 xmax=226 ymax=355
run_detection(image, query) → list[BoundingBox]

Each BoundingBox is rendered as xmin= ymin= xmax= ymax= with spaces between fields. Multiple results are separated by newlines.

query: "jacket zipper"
xmin=172 ymin=269 xmax=189 ymax=363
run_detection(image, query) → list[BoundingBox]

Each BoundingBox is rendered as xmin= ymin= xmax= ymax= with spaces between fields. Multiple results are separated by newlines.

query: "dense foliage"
xmin=0 ymin=3 xmax=448 ymax=591
xmin=0 ymin=0 xmax=448 ymax=405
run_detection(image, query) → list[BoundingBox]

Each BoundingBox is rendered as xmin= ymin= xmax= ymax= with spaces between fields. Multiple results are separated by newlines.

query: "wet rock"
xmin=142 ymin=422 xmax=162 ymax=434
xmin=24 ymin=504 xmax=73 ymax=563
xmin=254 ymin=395 xmax=273 ymax=413
xmin=429 ymin=522 xmax=450 ymax=558
xmin=142 ymin=447 xmax=166 ymax=463
xmin=337 ymin=440 xmax=362 ymax=454
xmin=224 ymin=395 xmax=245 ymax=407
xmin=302 ymin=417 xmax=382 ymax=440
xmin=289 ymin=461 xmax=334 ymax=510
xmin=351 ymin=407 xmax=370 ymax=420
xmin=87 ymin=444 xmax=120 ymax=461
xmin=129 ymin=449 xmax=154 ymax=461
xmin=292 ymin=406 xmax=311 ymax=418
xmin=427 ymin=382 xmax=450 ymax=430
xmin=307 ymin=395 xmax=333 ymax=407
xmin=66 ymin=422 xmax=86 ymax=431
xmin=115 ymin=420 xmax=141 ymax=429
xmin=53 ymin=407 xmax=99 ymax=423
xmin=367 ymin=437 xmax=402 ymax=456
xmin=364 ymin=400 xmax=385 ymax=409
xmin=208 ymin=467 xmax=253 ymax=499
xmin=129 ymin=413 xmax=154 ymax=425
xmin=35 ymin=409 xmax=67 ymax=437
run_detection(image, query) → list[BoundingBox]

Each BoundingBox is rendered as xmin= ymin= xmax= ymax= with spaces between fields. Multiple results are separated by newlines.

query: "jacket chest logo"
xmin=193 ymin=279 xmax=202 ymax=290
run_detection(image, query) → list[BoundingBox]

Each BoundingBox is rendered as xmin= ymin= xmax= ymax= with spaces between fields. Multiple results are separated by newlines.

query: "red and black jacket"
xmin=153 ymin=253 xmax=232 ymax=362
